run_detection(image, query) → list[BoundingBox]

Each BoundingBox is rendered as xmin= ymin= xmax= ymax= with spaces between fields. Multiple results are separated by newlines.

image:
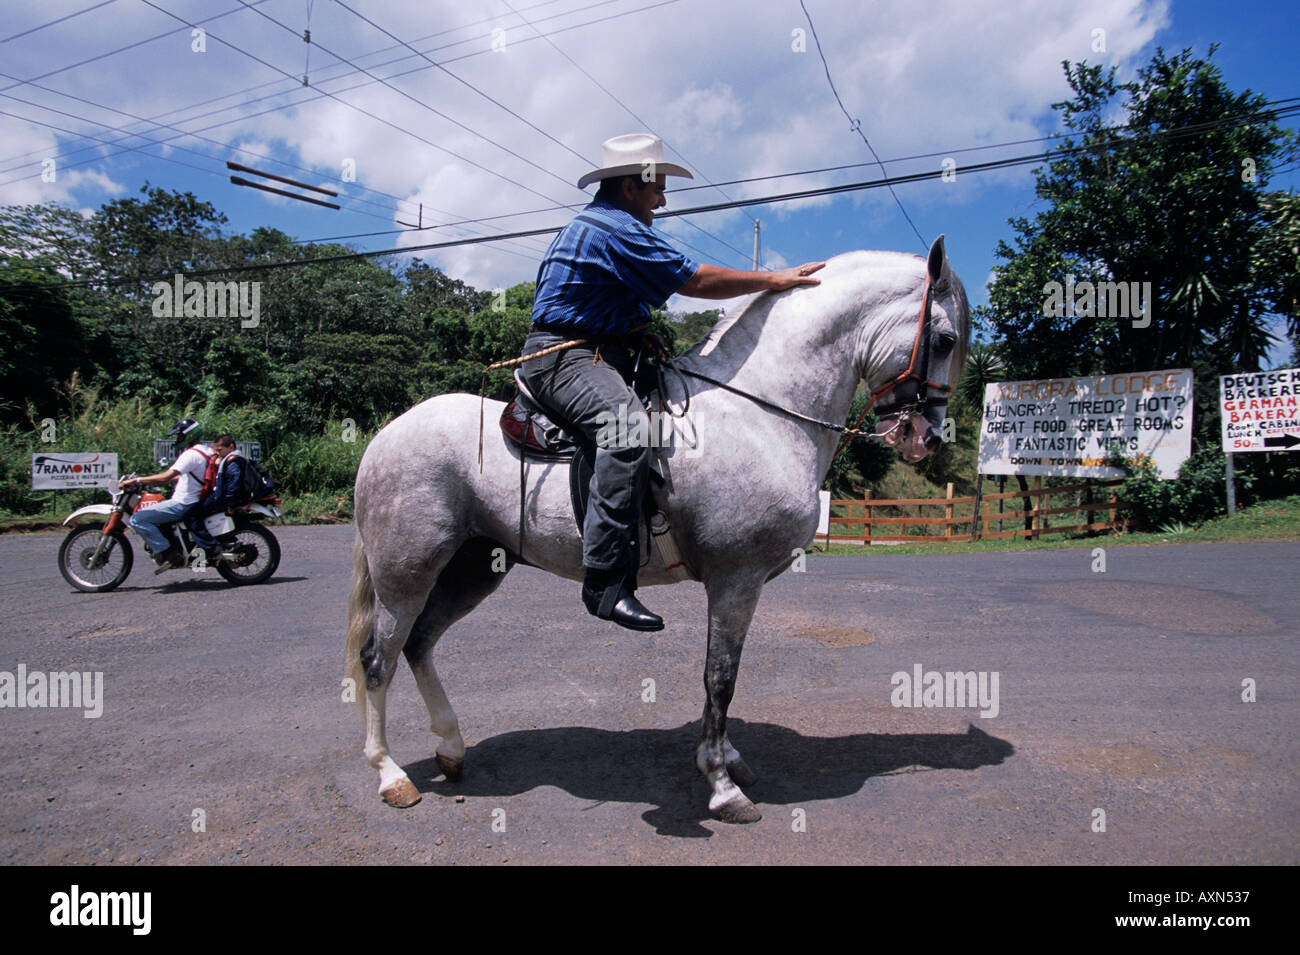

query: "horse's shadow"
xmin=405 ymin=720 xmax=1014 ymax=837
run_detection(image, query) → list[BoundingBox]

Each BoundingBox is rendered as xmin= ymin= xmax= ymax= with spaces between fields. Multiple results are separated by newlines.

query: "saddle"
xmin=498 ymin=370 xmax=693 ymax=580
xmin=499 ymin=372 xmax=579 ymax=460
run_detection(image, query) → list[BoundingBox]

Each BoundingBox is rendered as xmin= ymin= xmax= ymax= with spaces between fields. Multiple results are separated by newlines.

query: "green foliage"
xmin=275 ymin=332 xmax=421 ymax=432
xmin=1115 ymin=446 xmax=1236 ymax=528
xmin=670 ymin=309 xmax=721 ymax=349
xmin=982 ymin=48 xmax=1297 ymax=400
xmin=955 ymin=342 xmax=1006 ymax=407
xmin=0 ymin=266 xmax=96 ymax=422
xmin=826 ymin=390 xmax=896 ymax=494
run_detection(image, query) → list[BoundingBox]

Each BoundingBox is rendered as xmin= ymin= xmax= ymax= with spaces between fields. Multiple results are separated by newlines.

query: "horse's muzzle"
xmin=874 ymin=412 xmax=938 ymax=463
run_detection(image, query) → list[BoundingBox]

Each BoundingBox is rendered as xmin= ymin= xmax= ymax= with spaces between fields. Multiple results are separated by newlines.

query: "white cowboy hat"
xmin=576 ymin=133 xmax=693 ymax=190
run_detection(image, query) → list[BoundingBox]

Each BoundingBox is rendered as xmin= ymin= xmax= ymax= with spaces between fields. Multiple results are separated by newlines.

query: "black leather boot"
xmin=581 ymin=566 xmax=663 ymax=632
xmin=153 ymin=544 xmax=184 ymax=574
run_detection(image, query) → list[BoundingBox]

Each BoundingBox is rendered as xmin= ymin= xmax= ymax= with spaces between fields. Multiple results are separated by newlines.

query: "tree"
xmin=670 ymin=309 xmax=721 ymax=349
xmin=1254 ymin=189 xmax=1300 ymax=357
xmin=86 ymin=183 xmax=229 ymax=294
xmin=0 ymin=203 xmax=99 ymax=280
xmin=404 ymin=261 xmax=491 ymax=320
xmin=0 ymin=267 xmax=93 ymax=420
xmin=984 ymin=47 xmax=1297 ymax=405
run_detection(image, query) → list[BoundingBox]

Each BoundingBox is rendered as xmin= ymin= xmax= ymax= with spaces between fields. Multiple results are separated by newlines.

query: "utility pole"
xmin=752 ymin=220 xmax=760 ymax=270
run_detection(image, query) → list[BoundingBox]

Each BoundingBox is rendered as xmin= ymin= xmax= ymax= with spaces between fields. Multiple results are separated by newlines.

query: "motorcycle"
xmin=57 ymin=476 xmax=283 ymax=593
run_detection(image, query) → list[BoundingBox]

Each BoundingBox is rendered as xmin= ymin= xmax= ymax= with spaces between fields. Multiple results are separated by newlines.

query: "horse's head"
xmin=856 ymin=236 xmax=969 ymax=463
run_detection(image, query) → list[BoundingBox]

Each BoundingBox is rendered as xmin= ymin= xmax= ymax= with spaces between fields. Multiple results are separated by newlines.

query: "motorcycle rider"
xmin=184 ymin=434 xmax=245 ymax=563
xmin=117 ymin=418 xmax=217 ymax=573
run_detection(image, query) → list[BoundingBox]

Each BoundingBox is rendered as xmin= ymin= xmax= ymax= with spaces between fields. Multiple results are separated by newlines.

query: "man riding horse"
xmin=520 ymin=133 xmax=826 ymax=632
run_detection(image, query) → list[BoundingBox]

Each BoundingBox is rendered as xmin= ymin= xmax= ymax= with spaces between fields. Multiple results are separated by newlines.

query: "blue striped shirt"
xmin=531 ymin=198 xmax=698 ymax=335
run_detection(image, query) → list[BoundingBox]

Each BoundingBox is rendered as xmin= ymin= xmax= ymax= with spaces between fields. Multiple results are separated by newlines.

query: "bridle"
xmin=865 ymin=271 xmax=952 ymax=418
xmin=832 ymin=269 xmax=954 ymax=459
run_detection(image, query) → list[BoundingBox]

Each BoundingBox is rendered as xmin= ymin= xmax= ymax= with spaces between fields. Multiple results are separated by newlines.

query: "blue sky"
xmin=2 ymin=0 xmax=1296 ymax=364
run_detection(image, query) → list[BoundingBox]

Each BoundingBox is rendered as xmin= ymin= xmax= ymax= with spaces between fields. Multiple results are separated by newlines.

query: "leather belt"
xmin=528 ymin=322 xmax=636 ymax=344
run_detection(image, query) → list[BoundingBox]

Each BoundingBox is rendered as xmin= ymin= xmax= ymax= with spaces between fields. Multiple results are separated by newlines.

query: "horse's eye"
xmin=933 ymin=331 xmax=957 ymax=357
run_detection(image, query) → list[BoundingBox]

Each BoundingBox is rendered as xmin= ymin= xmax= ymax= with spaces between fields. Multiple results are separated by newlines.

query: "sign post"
xmin=1225 ymin=453 xmax=1237 ymax=517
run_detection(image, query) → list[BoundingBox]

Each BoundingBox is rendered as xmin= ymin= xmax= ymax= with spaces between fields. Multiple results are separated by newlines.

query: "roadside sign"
xmin=978 ymin=369 xmax=1193 ymax=479
xmin=31 ymin=453 xmax=118 ymax=490
xmin=1219 ymin=367 xmax=1300 ymax=453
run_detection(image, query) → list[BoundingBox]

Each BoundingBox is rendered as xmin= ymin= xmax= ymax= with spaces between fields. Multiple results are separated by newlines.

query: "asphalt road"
xmin=1 ymin=525 xmax=1296 ymax=865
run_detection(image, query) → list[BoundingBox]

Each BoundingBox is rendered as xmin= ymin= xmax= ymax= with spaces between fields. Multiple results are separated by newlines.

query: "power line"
xmin=10 ymin=95 xmax=1294 ymax=285
xmin=318 ymin=0 xmax=751 ymax=269
xmin=0 ymin=0 xmax=687 ymax=229
xmin=0 ymin=0 xmax=611 ymax=171
xmin=500 ymin=0 xmax=757 ymax=269
xmin=290 ymin=95 xmax=1300 ymax=243
xmin=2 ymin=0 xmax=729 ymax=266
xmin=0 ymin=1 xmax=273 ymax=96
xmin=0 ymin=0 xmax=120 ymax=44
xmin=25 ymin=92 xmax=1300 ymax=292
xmin=798 ymin=0 xmax=927 ymax=251
xmin=0 ymin=141 xmax=1169 ymax=290
xmin=6 ymin=88 xmax=1294 ymax=265
xmin=332 ymin=0 xmax=591 ymax=168
xmin=230 ymin=0 xmax=581 ymax=198
xmin=0 ymin=89 xmax=434 ymax=233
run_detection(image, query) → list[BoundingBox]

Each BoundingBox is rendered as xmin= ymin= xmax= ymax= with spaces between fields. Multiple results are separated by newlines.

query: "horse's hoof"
xmin=436 ymin=753 xmax=463 ymax=782
xmin=380 ymin=778 xmax=422 ymax=808
xmin=711 ymin=796 xmax=762 ymax=825
xmin=727 ymin=757 xmax=757 ymax=787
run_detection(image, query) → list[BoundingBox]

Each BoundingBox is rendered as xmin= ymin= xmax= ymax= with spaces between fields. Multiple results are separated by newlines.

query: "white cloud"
xmin=0 ymin=0 xmax=1173 ymax=289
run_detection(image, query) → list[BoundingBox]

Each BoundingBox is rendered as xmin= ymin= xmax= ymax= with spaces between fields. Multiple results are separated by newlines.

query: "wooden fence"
xmin=824 ymin=477 xmax=1132 ymax=545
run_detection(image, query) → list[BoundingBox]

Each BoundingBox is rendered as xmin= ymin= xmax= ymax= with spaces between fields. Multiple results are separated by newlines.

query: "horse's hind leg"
xmin=404 ymin=538 xmax=515 ymax=784
xmin=696 ymin=575 xmax=765 ymax=824
xmin=361 ymin=597 xmax=428 ymax=808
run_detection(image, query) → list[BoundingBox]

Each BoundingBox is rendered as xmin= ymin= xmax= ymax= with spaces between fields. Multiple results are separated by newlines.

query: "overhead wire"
xmin=6 ymin=97 xmax=1297 ymax=285
xmin=499 ymin=0 xmax=757 ymax=269
xmin=0 ymin=0 xmax=274 ymax=96
xmin=0 ymin=0 xmax=121 ymax=44
xmin=798 ymin=0 xmax=927 ymax=251
xmin=15 ymin=104 xmax=1294 ymax=293
xmin=0 ymin=0 xmax=610 ymax=172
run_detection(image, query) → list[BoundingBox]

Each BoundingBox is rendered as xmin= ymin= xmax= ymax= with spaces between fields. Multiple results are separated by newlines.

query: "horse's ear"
xmin=927 ymin=235 xmax=946 ymax=283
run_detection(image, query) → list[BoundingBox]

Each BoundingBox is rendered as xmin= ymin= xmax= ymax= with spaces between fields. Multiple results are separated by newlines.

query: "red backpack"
xmin=191 ymin=447 xmax=219 ymax=497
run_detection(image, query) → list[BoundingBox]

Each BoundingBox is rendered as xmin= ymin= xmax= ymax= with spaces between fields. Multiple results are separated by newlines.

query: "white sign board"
xmin=31 ymin=453 xmax=118 ymax=490
xmin=979 ymin=369 xmax=1193 ymax=479
xmin=1219 ymin=367 xmax=1300 ymax=453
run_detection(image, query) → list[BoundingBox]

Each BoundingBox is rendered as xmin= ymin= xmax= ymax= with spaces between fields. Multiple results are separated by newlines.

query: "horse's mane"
xmin=685 ymin=250 xmax=948 ymax=357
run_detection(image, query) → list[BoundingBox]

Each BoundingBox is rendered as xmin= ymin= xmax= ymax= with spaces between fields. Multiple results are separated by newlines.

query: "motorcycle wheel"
xmin=215 ymin=521 xmax=280 ymax=586
xmin=58 ymin=523 xmax=134 ymax=593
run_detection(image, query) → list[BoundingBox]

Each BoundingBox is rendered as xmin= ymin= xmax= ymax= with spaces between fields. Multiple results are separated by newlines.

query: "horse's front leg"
xmin=723 ymin=735 xmax=756 ymax=787
xmin=696 ymin=576 xmax=765 ymax=823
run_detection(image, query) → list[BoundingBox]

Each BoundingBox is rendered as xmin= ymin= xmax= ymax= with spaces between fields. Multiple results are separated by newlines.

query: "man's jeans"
xmin=520 ymin=330 xmax=650 ymax=577
xmin=128 ymin=498 xmax=193 ymax=555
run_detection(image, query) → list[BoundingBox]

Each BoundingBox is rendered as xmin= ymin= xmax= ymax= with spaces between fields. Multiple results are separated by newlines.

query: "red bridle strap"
xmin=831 ymin=271 xmax=950 ymax=466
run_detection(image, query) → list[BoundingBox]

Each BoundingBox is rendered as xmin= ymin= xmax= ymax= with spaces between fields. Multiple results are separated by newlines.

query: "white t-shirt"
xmin=171 ymin=445 xmax=215 ymax=505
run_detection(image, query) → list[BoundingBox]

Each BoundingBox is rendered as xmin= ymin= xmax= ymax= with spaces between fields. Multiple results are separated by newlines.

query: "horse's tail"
xmin=344 ymin=531 xmax=374 ymax=721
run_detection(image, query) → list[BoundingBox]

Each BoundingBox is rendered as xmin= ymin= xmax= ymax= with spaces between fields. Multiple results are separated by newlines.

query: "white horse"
xmin=345 ymin=237 xmax=969 ymax=823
